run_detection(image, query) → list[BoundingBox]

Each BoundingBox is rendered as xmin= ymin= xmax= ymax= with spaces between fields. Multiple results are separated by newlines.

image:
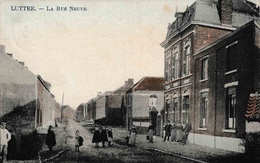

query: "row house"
xmin=161 ymin=0 xmax=259 ymax=152
xmin=193 ymin=20 xmax=260 ymax=152
xmin=86 ymin=92 xmax=112 ymax=125
xmin=75 ymin=103 xmax=87 ymax=121
xmin=84 ymin=79 xmax=133 ymax=126
xmin=37 ymin=75 xmax=55 ymax=127
xmin=0 ymin=45 xmax=57 ymax=158
xmin=126 ymin=77 xmax=164 ymax=135
xmin=62 ymin=105 xmax=75 ymax=121
xmin=107 ymin=79 xmax=133 ymax=126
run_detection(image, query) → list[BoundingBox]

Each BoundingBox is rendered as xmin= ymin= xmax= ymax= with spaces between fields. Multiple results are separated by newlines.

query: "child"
xmin=107 ymin=127 xmax=113 ymax=146
xmin=75 ymin=130 xmax=80 ymax=152
xmin=92 ymin=126 xmax=101 ymax=147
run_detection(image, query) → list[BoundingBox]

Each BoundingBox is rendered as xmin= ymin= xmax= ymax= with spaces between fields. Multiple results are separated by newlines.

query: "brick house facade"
xmin=161 ymin=0 xmax=259 ymax=152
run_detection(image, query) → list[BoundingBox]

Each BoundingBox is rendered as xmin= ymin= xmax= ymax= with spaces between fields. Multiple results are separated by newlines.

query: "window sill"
xmin=225 ymin=69 xmax=237 ymax=75
xmin=198 ymin=128 xmax=207 ymax=131
xmin=200 ymin=78 xmax=208 ymax=83
xmin=223 ymin=129 xmax=236 ymax=133
xmin=181 ymin=74 xmax=192 ymax=79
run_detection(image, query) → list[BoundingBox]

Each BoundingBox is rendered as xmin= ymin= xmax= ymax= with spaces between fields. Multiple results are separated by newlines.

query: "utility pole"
xmin=61 ymin=92 xmax=64 ymax=123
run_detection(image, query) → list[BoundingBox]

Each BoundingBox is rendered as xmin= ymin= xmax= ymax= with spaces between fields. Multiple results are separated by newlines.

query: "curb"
xmin=142 ymin=147 xmax=208 ymax=163
xmin=41 ymin=150 xmax=66 ymax=163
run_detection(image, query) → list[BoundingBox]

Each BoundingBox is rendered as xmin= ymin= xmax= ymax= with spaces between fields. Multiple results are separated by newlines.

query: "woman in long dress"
xmin=129 ymin=125 xmax=137 ymax=146
xmin=45 ymin=125 xmax=56 ymax=151
xmin=147 ymin=123 xmax=154 ymax=143
xmin=170 ymin=123 xmax=177 ymax=142
xmin=92 ymin=126 xmax=101 ymax=147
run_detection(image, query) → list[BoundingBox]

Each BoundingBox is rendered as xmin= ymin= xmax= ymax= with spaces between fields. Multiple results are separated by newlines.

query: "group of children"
xmin=92 ymin=126 xmax=113 ymax=148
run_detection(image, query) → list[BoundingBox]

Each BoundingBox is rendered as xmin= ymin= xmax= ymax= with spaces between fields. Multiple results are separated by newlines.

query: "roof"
xmin=131 ymin=77 xmax=164 ymax=92
xmin=246 ymin=93 xmax=260 ymax=122
xmin=165 ymin=0 xmax=259 ymax=39
xmin=107 ymin=82 xmax=134 ymax=109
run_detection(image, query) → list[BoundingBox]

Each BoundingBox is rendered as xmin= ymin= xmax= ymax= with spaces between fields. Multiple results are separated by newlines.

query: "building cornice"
xmin=161 ymin=21 xmax=236 ymax=48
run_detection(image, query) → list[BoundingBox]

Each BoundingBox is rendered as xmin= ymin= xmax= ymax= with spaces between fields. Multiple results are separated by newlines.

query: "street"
xmin=47 ymin=120 xmax=196 ymax=163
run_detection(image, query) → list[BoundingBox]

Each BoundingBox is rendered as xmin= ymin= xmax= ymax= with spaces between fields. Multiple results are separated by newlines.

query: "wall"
xmin=132 ymin=91 xmax=164 ymax=118
xmin=37 ymin=78 xmax=55 ymax=127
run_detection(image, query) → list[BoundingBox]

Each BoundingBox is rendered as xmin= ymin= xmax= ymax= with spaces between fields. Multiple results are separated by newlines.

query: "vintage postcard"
xmin=0 ymin=0 xmax=259 ymax=162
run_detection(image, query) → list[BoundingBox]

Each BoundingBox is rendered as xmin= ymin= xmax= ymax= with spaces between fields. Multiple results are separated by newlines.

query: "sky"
xmin=0 ymin=0 xmax=259 ymax=109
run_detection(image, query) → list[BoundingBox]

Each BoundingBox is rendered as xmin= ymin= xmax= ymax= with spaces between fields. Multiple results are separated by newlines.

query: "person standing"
xmin=45 ymin=125 xmax=56 ymax=152
xmin=147 ymin=123 xmax=154 ymax=143
xmin=92 ymin=126 xmax=101 ymax=147
xmin=163 ymin=120 xmax=171 ymax=142
xmin=107 ymin=127 xmax=113 ymax=147
xmin=176 ymin=124 xmax=184 ymax=143
xmin=0 ymin=122 xmax=11 ymax=162
xmin=75 ymin=130 xmax=80 ymax=152
xmin=170 ymin=123 xmax=177 ymax=142
xmin=100 ymin=126 xmax=108 ymax=148
xmin=129 ymin=125 xmax=137 ymax=146
xmin=182 ymin=123 xmax=192 ymax=145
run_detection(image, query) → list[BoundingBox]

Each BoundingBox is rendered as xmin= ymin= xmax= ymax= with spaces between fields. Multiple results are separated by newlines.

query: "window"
xmin=166 ymin=56 xmax=171 ymax=82
xmin=172 ymin=97 xmax=178 ymax=122
xmin=37 ymin=108 xmax=42 ymax=125
xmin=227 ymin=43 xmax=237 ymax=72
xmin=183 ymin=45 xmax=191 ymax=76
xmin=182 ymin=96 xmax=189 ymax=124
xmin=149 ymin=94 xmax=158 ymax=107
xmin=173 ymin=51 xmax=179 ymax=79
xmin=200 ymin=92 xmax=208 ymax=128
xmin=226 ymin=87 xmax=236 ymax=129
xmin=201 ymin=58 xmax=208 ymax=80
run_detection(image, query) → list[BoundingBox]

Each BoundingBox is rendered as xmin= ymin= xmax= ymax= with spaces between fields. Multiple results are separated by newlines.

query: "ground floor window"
xmin=226 ymin=87 xmax=236 ymax=129
xmin=182 ymin=96 xmax=189 ymax=124
xmin=200 ymin=92 xmax=208 ymax=128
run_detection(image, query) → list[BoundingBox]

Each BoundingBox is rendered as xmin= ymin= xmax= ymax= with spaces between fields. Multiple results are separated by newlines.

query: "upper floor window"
xmin=173 ymin=50 xmax=179 ymax=79
xmin=166 ymin=57 xmax=171 ymax=82
xmin=226 ymin=41 xmax=238 ymax=72
xmin=149 ymin=94 xmax=158 ymax=107
xmin=183 ymin=45 xmax=191 ymax=76
xmin=201 ymin=58 xmax=208 ymax=80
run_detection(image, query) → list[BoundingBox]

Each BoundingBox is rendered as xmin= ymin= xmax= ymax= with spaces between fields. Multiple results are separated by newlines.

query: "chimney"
xmin=218 ymin=0 xmax=233 ymax=25
xmin=128 ymin=78 xmax=134 ymax=85
xmin=97 ymin=92 xmax=102 ymax=96
xmin=0 ymin=45 xmax=5 ymax=53
xmin=7 ymin=53 xmax=13 ymax=58
xmin=19 ymin=61 xmax=24 ymax=66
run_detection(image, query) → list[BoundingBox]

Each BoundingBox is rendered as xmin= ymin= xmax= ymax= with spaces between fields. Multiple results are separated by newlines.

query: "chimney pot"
xmin=0 ymin=45 xmax=5 ymax=54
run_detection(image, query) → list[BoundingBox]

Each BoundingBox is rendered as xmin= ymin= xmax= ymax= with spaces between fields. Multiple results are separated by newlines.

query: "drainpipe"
xmin=214 ymin=56 xmax=218 ymax=148
xmin=193 ymin=60 xmax=196 ymax=144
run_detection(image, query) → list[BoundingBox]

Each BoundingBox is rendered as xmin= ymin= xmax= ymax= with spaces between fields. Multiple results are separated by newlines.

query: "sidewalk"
xmin=112 ymin=128 xmax=244 ymax=163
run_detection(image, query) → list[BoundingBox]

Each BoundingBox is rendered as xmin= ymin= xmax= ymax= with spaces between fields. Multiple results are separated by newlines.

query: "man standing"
xmin=0 ymin=122 xmax=11 ymax=162
xmin=163 ymin=120 xmax=171 ymax=142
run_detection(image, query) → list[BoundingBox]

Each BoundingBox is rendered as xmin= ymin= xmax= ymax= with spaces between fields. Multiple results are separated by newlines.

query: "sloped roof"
xmin=246 ymin=93 xmax=260 ymax=122
xmin=166 ymin=0 xmax=259 ymax=38
xmin=131 ymin=77 xmax=164 ymax=91
xmin=107 ymin=82 xmax=134 ymax=109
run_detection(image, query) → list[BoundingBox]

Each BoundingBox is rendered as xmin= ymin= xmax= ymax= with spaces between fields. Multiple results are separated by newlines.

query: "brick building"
xmin=161 ymin=0 xmax=259 ymax=152
xmin=193 ymin=20 xmax=260 ymax=152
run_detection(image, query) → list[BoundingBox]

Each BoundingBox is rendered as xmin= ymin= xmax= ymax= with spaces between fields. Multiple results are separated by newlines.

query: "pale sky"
xmin=0 ymin=0 xmax=259 ymax=109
